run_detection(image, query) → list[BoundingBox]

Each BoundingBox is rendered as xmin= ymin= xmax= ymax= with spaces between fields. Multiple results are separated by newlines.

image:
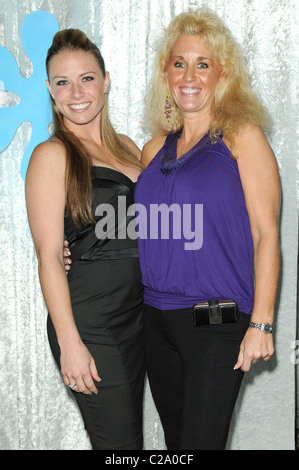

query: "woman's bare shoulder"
xmin=26 ymin=138 xmax=67 ymax=188
xmin=141 ymin=135 xmax=167 ymax=167
xmin=28 ymin=138 xmax=66 ymax=170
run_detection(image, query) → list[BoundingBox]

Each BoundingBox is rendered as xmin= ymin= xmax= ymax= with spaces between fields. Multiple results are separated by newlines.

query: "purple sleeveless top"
xmin=134 ymin=130 xmax=254 ymax=314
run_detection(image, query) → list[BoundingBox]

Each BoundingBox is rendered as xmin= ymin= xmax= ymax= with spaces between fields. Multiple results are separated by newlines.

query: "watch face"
xmin=264 ymin=324 xmax=272 ymax=333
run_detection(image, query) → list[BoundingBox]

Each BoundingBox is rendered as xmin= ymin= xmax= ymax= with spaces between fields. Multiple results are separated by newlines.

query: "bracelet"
xmin=249 ymin=321 xmax=273 ymax=334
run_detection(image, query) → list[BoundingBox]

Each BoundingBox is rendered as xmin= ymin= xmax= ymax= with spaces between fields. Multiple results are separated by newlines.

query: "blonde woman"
xmin=135 ymin=9 xmax=280 ymax=449
xmin=26 ymin=29 xmax=145 ymax=450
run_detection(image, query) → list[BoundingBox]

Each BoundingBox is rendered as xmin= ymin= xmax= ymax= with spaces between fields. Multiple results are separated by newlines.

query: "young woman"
xmin=25 ymin=29 xmax=145 ymax=450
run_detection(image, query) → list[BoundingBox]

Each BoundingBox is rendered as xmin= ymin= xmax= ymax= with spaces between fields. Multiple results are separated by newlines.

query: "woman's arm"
xmin=232 ymin=125 xmax=281 ymax=372
xmin=25 ymin=141 xmax=100 ymax=393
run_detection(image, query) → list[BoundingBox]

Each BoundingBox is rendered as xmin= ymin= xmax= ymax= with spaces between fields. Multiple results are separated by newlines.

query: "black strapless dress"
xmin=47 ymin=167 xmax=145 ymax=450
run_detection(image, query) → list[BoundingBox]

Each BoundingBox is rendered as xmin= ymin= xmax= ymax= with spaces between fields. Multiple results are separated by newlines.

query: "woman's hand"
xmin=234 ymin=327 xmax=274 ymax=372
xmin=60 ymin=338 xmax=101 ymax=394
xmin=64 ymin=240 xmax=72 ymax=274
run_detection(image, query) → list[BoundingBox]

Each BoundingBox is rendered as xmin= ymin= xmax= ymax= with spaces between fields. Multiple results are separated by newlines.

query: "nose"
xmin=183 ymin=66 xmax=196 ymax=82
xmin=70 ymin=82 xmax=84 ymax=99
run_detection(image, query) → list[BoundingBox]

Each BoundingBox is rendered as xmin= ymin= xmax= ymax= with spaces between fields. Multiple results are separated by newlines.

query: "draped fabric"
xmin=0 ymin=0 xmax=298 ymax=450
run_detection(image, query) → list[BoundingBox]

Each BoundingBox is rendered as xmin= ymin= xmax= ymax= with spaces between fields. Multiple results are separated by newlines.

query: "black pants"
xmin=143 ymin=304 xmax=250 ymax=450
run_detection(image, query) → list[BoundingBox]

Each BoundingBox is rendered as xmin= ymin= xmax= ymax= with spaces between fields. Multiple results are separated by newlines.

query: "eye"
xmin=56 ymin=79 xmax=68 ymax=86
xmin=82 ymin=76 xmax=95 ymax=82
xmin=197 ymin=62 xmax=208 ymax=69
xmin=174 ymin=61 xmax=185 ymax=68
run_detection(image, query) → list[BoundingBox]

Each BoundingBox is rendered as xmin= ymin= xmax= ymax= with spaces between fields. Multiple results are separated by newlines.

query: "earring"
xmin=164 ymin=90 xmax=172 ymax=122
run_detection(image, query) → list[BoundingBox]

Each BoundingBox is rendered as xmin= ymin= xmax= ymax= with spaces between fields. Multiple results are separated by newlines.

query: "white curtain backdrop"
xmin=0 ymin=0 xmax=298 ymax=450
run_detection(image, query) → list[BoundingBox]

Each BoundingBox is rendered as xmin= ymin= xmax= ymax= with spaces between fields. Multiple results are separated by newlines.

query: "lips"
xmin=69 ymin=102 xmax=90 ymax=111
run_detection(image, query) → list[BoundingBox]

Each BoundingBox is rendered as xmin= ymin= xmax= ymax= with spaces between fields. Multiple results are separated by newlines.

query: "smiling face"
xmin=165 ymin=34 xmax=223 ymax=120
xmin=46 ymin=49 xmax=110 ymax=130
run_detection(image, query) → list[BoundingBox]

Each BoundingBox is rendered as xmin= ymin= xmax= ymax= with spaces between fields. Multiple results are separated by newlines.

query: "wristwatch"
xmin=249 ymin=321 xmax=273 ymax=334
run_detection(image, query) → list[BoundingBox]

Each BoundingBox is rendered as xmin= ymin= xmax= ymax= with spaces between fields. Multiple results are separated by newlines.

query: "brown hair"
xmin=46 ymin=29 xmax=142 ymax=227
xmin=145 ymin=8 xmax=271 ymax=153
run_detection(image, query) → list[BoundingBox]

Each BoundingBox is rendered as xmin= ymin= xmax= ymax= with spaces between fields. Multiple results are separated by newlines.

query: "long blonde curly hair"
xmin=145 ymin=8 xmax=271 ymax=152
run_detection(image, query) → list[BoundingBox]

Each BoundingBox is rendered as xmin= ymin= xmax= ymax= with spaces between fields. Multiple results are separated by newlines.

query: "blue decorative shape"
xmin=0 ymin=11 xmax=59 ymax=179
